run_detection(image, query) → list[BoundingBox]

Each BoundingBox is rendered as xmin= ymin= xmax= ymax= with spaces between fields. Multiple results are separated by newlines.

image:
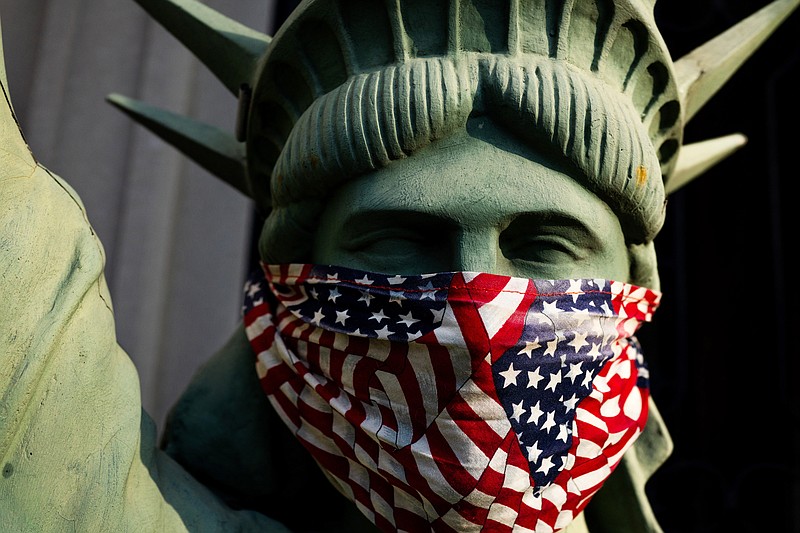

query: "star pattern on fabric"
xmin=492 ymin=278 xmax=620 ymax=488
xmin=277 ymin=266 xmax=451 ymax=342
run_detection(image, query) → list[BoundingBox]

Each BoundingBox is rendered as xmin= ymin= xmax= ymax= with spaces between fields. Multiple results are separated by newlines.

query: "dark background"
xmin=645 ymin=2 xmax=799 ymax=532
xmin=262 ymin=1 xmax=799 ymax=531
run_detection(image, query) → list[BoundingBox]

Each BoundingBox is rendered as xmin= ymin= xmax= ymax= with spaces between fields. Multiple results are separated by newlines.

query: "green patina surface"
xmin=1 ymin=1 xmax=797 ymax=531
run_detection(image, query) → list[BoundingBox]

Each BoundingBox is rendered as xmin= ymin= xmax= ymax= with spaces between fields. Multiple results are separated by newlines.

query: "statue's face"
xmin=313 ymin=117 xmax=630 ymax=281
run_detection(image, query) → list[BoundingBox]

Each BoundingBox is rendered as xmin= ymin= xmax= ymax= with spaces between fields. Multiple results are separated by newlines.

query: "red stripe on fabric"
xmin=383 ymin=342 xmax=432 ymax=444
xmin=486 ymin=279 xmax=537 ymax=364
xmin=483 ymin=519 xmax=514 ymax=532
xmin=376 ymin=402 xmax=398 ymax=440
xmin=489 ymin=438 xmax=532 ymax=527
xmin=249 ymin=332 xmax=275 ymax=356
xmin=260 ymin=363 xmax=297 ymax=395
xmin=353 ymin=427 xmax=381 ymax=470
xmin=311 ymin=378 xmax=342 ymax=406
xmin=567 ymin=452 xmax=610 ymax=482
xmin=447 ymin=504 xmax=489 ymax=531
xmin=465 ymin=273 xmax=513 ymax=307
xmin=425 ymin=418 xmax=479 ymax=498
xmin=505 ymin=427 xmax=533 ymax=473
xmin=391 ymin=446 xmax=453 ymax=513
xmin=395 ymin=507 xmax=432 ymax=532
xmin=448 ymin=273 xmax=491 ymax=360
xmin=297 ymin=397 xmax=333 ymax=435
xmin=413 ymin=330 xmax=460 ymax=436
xmin=473 ymin=463 xmax=505 ymax=502
xmin=535 ymin=498 xmax=560 ymax=531
xmin=351 ymin=351 xmax=384 ymax=402
xmin=486 ymin=496 xmax=523 ymax=531
xmin=368 ymin=467 xmax=393 ymax=504
xmin=429 ymin=516 xmax=461 ymax=533
xmin=446 ymin=390 xmax=506 ymax=459
xmin=323 ymin=342 xmax=346 ymax=387
xmin=343 ymin=335 xmax=376 ymax=403
xmin=572 ymin=416 xmax=610 ymax=446
xmin=269 ymin=388 xmax=302 ymax=429
xmin=514 ymin=501 xmax=540 ymax=530
xmin=274 ymin=307 xmax=304 ymax=339
xmin=373 ymin=512 xmax=394 ymax=532
xmin=475 ymin=432 xmax=518 ymax=498
xmin=343 ymin=392 xmax=368 ymax=429
xmin=425 ymin=342 xmax=458 ymax=413
xmin=303 ymin=335 xmax=323 ymax=382
xmin=467 ymin=357 xmax=505 ymax=410
xmin=243 ymin=305 xmax=269 ymax=327
xmin=299 ymin=441 xmax=373 ymax=510
xmin=367 ymin=469 xmax=399 ymax=531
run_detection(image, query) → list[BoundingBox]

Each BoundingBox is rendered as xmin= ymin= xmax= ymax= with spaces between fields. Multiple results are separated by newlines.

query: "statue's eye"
xmin=499 ymin=213 xmax=592 ymax=267
xmin=347 ymin=228 xmax=437 ymax=258
xmin=333 ymin=211 xmax=453 ymax=274
xmin=500 ymin=234 xmax=577 ymax=264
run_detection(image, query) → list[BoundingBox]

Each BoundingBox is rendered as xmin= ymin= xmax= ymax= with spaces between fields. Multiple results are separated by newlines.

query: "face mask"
xmin=243 ymin=263 xmax=660 ymax=532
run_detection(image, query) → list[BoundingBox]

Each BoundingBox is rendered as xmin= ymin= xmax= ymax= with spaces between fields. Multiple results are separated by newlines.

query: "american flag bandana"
xmin=243 ymin=263 xmax=660 ymax=532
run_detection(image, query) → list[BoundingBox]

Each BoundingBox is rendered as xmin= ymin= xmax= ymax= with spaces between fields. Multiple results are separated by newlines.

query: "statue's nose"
xmin=452 ymin=229 xmax=502 ymax=274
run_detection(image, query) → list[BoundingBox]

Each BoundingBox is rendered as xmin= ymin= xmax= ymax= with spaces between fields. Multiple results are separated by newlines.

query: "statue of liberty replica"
xmin=1 ymin=0 xmax=796 ymax=531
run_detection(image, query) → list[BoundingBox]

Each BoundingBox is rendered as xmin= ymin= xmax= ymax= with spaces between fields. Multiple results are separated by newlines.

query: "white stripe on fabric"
xmin=440 ymin=509 xmax=483 ymax=532
xmin=606 ymin=429 xmax=641 ymax=466
xmin=573 ymin=463 xmax=611 ymax=492
xmin=244 ymin=313 xmax=273 ymax=339
xmin=317 ymin=344 xmax=332 ymax=379
xmin=406 ymin=342 xmax=439 ymax=428
xmin=375 ymin=371 xmax=413 ymax=447
xmin=370 ymin=490 xmax=396 ymax=528
xmin=502 ymin=463 xmax=530 ymax=491
xmin=463 ymin=486 xmax=495 ymax=508
xmin=478 ymin=276 xmax=529 ymax=338
xmin=434 ymin=408 xmax=491 ymax=480
xmin=576 ymin=439 xmax=603 ymax=459
xmin=555 ymin=510 xmax=574 ymax=529
xmin=337 ymin=353 xmax=362 ymax=395
xmin=541 ymin=483 xmax=567 ymax=508
xmin=332 ymin=330 xmax=350 ymax=351
xmin=576 ymin=407 xmax=609 ymax=433
xmin=392 ymin=484 xmax=426 ymax=518
xmin=486 ymin=502 xmax=518 ymax=526
xmin=409 ymin=435 xmax=463 ymax=504
xmin=522 ymin=488 xmax=543 ymax=511
xmin=376 ymin=445 xmax=410 ymax=487
xmin=456 ymin=378 xmax=510 ymax=438
xmin=332 ymin=406 xmax=357 ymax=448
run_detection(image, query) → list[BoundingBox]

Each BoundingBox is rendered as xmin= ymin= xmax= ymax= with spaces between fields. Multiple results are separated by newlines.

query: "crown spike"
xmin=674 ymin=0 xmax=800 ymax=124
xmin=665 ymin=134 xmax=748 ymax=194
xmin=107 ymin=93 xmax=251 ymax=198
xmin=132 ymin=0 xmax=271 ymax=95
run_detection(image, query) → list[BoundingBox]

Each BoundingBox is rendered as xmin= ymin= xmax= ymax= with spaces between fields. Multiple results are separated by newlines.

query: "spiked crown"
xmin=109 ymin=0 xmax=799 ymax=243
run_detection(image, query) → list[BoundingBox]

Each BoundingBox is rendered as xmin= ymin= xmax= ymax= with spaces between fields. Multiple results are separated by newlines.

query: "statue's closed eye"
xmin=499 ymin=213 xmax=595 ymax=266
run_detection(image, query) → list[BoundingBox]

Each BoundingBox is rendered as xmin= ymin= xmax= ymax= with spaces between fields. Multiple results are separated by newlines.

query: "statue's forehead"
xmin=323 ymin=125 xmax=615 ymax=230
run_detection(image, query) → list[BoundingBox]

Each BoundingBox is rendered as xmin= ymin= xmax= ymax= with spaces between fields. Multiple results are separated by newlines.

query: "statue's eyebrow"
xmin=500 ymin=211 xmax=608 ymax=248
xmin=339 ymin=209 xmax=455 ymax=236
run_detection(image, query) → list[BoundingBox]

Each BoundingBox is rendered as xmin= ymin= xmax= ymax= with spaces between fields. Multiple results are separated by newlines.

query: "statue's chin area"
xmin=311 ymin=117 xmax=630 ymax=282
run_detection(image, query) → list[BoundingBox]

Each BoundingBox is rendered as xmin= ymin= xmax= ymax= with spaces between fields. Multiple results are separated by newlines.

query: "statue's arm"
xmin=0 ymin=116 xmax=288 ymax=532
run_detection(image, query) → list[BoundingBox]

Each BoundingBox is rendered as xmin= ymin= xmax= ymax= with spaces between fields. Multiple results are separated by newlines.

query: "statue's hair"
xmin=260 ymin=55 xmax=663 ymax=263
xmin=116 ymin=0 xmax=796 ymax=273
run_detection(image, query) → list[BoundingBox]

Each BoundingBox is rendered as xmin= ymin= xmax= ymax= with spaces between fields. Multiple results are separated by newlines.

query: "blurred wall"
xmin=0 ymin=0 xmax=275 ymax=431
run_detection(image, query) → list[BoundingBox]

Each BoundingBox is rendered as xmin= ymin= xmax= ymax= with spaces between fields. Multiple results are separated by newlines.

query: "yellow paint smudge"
xmin=636 ymin=165 xmax=648 ymax=186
